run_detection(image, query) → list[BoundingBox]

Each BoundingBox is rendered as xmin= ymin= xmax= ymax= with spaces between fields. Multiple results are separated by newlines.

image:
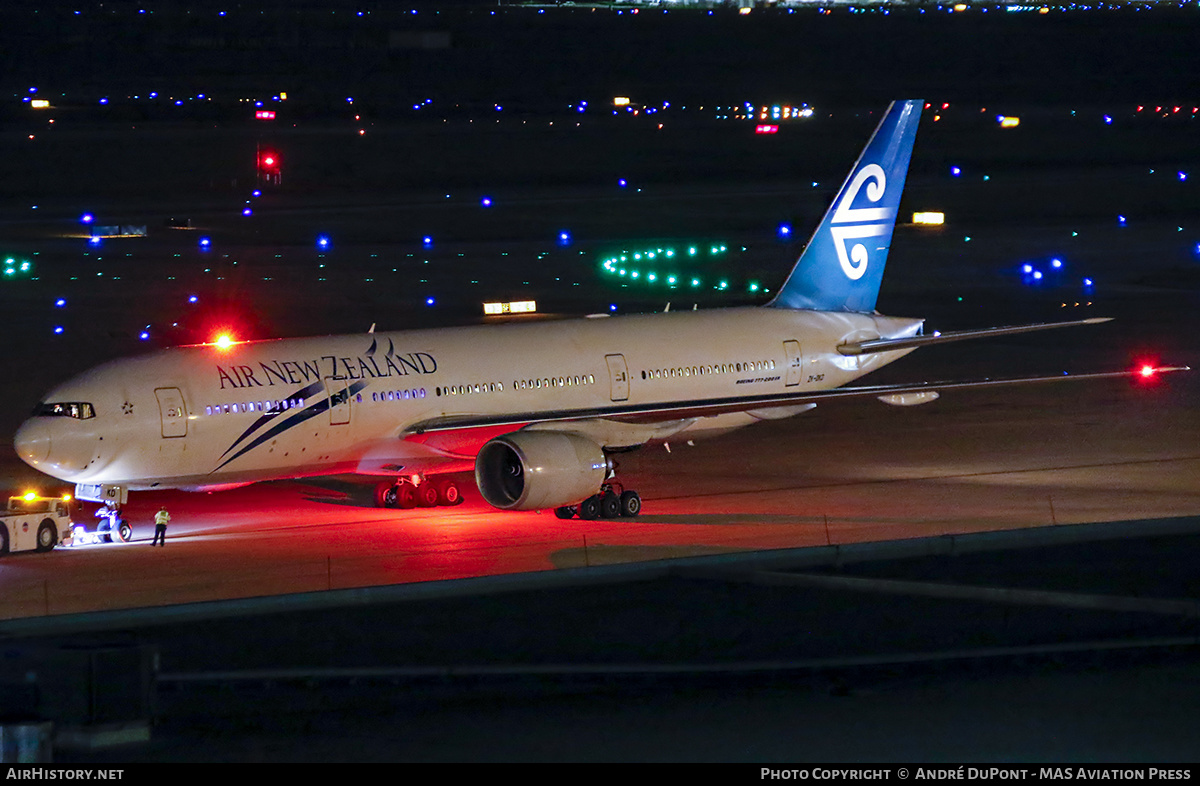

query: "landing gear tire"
xmin=600 ymin=492 xmax=621 ymax=519
xmin=116 ymin=520 xmax=133 ymax=543
xmin=554 ymin=506 xmax=576 ymax=520
xmin=619 ymin=490 xmax=642 ymax=517
xmin=416 ymin=482 xmax=440 ymax=508
xmin=36 ymin=520 xmax=56 ymax=552
xmin=436 ymin=480 xmax=462 ymax=506
xmin=396 ymin=483 xmax=418 ymax=509
xmin=578 ymin=495 xmax=601 ymax=520
xmin=374 ymin=480 xmax=395 ymax=508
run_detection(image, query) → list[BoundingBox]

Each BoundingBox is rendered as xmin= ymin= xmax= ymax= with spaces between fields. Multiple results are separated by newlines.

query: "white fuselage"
xmin=14 ymin=307 xmax=922 ymax=491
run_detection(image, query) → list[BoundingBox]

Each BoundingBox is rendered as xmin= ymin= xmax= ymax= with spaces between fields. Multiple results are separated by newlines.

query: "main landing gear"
xmin=554 ymin=481 xmax=642 ymax=521
xmin=374 ymin=476 xmax=463 ymax=509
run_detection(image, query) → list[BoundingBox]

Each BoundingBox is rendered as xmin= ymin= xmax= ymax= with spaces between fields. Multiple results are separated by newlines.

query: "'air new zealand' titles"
xmin=14 ymin=100 xmax=1185 ymax=522
xmin=216 ymin=348 xmax=438 ymax=390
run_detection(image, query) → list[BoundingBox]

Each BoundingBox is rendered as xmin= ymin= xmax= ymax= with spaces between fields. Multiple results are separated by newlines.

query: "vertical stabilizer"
xmin=768 ymin=100 xmax=923 ymax=313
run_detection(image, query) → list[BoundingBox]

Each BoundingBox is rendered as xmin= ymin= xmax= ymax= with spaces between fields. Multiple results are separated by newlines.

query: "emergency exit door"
xmin=605 ymin=354 xmax=629 ymax=402
xmin=155 ymin=387 xmax=188 ymax=438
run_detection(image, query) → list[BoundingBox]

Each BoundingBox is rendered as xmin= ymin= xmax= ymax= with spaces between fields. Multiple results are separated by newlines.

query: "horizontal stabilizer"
xmin=837 ymin=317 xmax=1113 ymax=356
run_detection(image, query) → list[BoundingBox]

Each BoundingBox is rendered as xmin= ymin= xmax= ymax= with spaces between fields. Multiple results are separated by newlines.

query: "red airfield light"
xmin=258 ymin=148 xmax=282 ymax=184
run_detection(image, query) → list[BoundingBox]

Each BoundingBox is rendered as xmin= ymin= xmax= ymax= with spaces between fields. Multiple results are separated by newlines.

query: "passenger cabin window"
xmin=34 ymin=402 xmax=95 ymax=419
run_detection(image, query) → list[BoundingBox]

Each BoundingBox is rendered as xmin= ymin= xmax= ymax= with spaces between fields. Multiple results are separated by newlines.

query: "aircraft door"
xmin=783 ymin=340 xmax=803 ymax=387
xmin=154 ymin=387 xmax=188 ymax=438
xmin=325 ymin=378 xmax=351 ymax=425
xmin=605 ymin=354 xmax=630 ymax=402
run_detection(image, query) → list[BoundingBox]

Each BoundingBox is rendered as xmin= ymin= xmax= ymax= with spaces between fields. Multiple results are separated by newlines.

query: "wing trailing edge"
xmin=405 ymin=364 xmax=1188 ymax=435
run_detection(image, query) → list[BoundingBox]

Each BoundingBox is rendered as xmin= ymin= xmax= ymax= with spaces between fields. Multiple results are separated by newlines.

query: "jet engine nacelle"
xmin=475 ymin=431 xmax=609 ymax=511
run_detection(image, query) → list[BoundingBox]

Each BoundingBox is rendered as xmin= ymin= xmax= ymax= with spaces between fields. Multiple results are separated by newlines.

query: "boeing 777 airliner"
xmin=12 ymin=101 xmax=1184 ymax=524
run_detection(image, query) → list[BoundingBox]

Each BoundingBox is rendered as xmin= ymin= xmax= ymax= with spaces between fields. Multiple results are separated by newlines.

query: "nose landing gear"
xmin=95 ymin=502 xmax=132 ymax=543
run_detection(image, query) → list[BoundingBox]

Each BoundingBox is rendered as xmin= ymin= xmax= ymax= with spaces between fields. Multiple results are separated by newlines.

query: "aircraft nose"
xmin=14 ymin=419 xmax=51 ymax=466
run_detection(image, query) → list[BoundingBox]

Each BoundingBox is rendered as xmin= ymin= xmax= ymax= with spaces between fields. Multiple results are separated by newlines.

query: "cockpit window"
xmin=34 ymin=402 xmax=95 ymax=419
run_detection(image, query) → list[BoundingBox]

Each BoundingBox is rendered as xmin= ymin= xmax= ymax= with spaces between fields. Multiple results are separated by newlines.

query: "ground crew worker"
xmin=152 ymin=507 xmax=170 ymax=547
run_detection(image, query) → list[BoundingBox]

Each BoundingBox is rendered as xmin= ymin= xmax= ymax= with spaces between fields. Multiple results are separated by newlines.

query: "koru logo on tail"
xmin=829 ymin=163 xmax=893 ymax=281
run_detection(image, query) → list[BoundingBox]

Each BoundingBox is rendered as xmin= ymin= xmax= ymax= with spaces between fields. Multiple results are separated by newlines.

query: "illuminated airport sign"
xmin=483 ymin=301 xmax=537 ymax=316
xmin=913 ymin=212 xmax=945 ymax=225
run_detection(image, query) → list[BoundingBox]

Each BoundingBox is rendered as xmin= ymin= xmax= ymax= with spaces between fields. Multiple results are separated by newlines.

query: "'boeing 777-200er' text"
xmin=12 ymin=100 xmax=1186 ymax=523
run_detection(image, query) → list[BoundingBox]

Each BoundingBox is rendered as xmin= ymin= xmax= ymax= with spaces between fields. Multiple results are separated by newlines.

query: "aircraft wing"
xmin=405 ymin=364 xmax=1188 ymax=434
xmin=837 ymin=317 xmax=1113 ymax=356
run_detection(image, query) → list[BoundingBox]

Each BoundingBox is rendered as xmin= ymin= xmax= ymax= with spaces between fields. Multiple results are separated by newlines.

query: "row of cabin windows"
xmin=199 ymin=360 xmax=771 ymax=417
xmin=436 ymin=375 xmax=598 ymax=397
xmin=515 ymin=375 xmax=596 ymax=391
xmin=437 ymin=382 xmax=502 ymax=397
xmin=207 ymin=388 xmax=430 ymax=415
xmin=371 ymin=388 xmax=428 ymax=402
xmin=206 ymin=398 xmax=305 ymax=416
xmin=641 ymin=359 xmax=775 ymax=381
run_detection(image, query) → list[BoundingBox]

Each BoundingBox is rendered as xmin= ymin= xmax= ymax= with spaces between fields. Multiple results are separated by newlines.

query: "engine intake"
xmin=475 ymin=431 xmax=609 ymax=511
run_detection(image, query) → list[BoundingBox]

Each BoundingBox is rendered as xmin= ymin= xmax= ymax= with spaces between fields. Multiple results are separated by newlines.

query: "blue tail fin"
xmin=768 ymin=100 xmax=923 ymax=313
